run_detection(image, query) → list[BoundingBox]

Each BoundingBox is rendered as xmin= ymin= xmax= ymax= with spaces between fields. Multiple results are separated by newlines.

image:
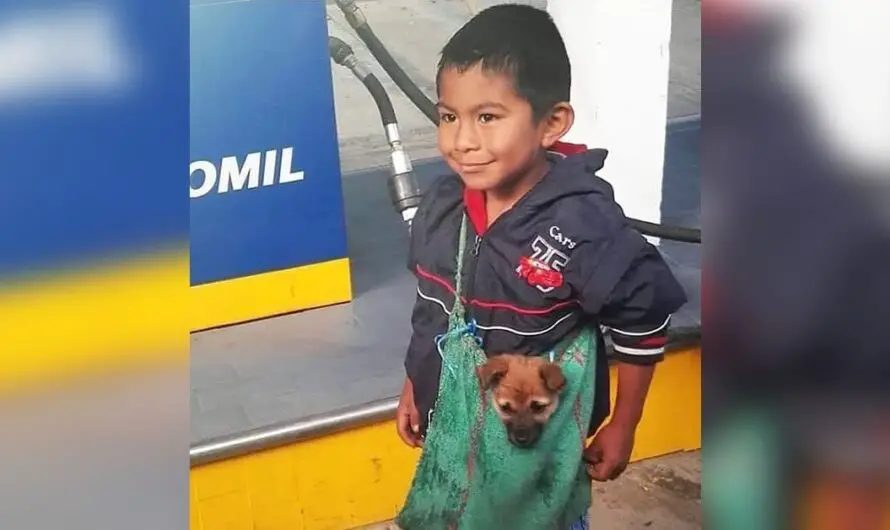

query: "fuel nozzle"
xmin=328 ymin=35 xmax=421 ymax=229
xmin=384 ymin=124 xmax=422 ymax=227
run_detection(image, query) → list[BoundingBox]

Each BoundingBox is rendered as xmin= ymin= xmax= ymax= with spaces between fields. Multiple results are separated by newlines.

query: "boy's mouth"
xmin=459 ymin=162 xmax=493 ymax=174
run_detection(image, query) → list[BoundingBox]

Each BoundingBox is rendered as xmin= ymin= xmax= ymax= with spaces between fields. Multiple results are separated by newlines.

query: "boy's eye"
xmin=439 ymin=113 xmax=456 ymax=124
xmin=479 ymin=113 xmax=496 ymax=123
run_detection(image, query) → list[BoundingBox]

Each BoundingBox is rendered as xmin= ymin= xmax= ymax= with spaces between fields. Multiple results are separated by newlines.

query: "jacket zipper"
xmin=463 ymin=202 xmax=510 ymax=311
xmin=462 ymin=185 xmax=534 ymax=322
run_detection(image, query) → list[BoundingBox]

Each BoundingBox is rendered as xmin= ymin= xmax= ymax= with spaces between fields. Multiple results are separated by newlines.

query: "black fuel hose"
xmin=335 ymin=0 xmax=439 ymax=125
xmin=627 ymin=219 xmax=702 ymax=244
xmin=335 ymin=0 xmax=701 ymax=244
xmin=329 ymin=36 xmax=396 ymax=128
xmin=355 ymin=26 xmax=440 ymax=125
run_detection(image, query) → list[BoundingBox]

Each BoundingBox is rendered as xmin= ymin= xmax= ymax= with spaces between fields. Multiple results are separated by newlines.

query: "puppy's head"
xmin=476 ymin=353 xmax=566 ymax=448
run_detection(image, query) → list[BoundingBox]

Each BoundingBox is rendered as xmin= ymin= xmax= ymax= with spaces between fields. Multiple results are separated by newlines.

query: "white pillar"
xmin=547 ymin=0 xmax=674 ymax=228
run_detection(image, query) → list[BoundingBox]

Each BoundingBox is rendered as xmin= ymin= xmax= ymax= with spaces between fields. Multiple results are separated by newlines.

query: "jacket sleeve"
xmin=403 ymin=180 xmax=449 ymax=384
xmin=567 ymin=222 xmax=688 ymax=365
xmin=597 ymin=242 xmax=688 ymax=365
xmin=404 ymin=290 xmax=445 ymax=384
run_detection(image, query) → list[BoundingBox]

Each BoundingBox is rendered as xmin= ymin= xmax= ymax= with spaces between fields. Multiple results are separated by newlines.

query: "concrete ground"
xmin=587 ymin=451 xmax=701 ymax=529
xmin=356 ymin=450 xmax=702 ymax=530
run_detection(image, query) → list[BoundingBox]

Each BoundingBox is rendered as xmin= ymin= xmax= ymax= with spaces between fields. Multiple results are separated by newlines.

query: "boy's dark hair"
xmin=437 ymin=4 xmax=571 ymax=120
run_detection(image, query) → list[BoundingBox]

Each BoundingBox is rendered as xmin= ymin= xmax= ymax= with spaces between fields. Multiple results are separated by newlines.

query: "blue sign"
xmin=0 ymin=1 xmax=189 ymax=279
xmin=190 ymin=0 xmax=348 ymax=286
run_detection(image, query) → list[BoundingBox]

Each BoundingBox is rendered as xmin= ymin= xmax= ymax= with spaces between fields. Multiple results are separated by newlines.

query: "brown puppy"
xmin=476 ymin=353 xmax=566 ymax=448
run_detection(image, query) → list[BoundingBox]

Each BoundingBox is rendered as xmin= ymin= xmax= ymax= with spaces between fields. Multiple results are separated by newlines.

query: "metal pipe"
xmin=190 ymin=397 xmax=398 ymax=466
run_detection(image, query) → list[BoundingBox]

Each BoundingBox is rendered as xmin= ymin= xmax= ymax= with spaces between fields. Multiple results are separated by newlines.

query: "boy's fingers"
xmin=609 ymin=462 xmax=627 ymax=480
xmin=587 ymin=464 xmax=608 ymax=481
xmin=396 ymin=417 xmax=424 ymax=448
xmin=410 ymin=422 xmax=423 ymax=447
xmin=406 ymin=406 xmax=423 ymax=446
xmin=583 ymin=445 xmax=603 ymax=465
xmin=588 ymin=459 xmax=617 ymax=482
xmin=396 ymin=414 xmax=415 ymax=447
xmin=396 ymin=423 xmax=409 ymax=445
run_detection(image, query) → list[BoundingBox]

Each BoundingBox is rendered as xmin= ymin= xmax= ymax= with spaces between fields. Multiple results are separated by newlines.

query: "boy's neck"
xmin=484 ymin=154 xmax=550 ymax=227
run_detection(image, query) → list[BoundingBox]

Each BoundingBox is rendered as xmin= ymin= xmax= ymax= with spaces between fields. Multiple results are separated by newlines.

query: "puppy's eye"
xmin=530 ymin=401 xmax=548 ymax=413
xmin=498 ymin=402 xmax=514 ymax=414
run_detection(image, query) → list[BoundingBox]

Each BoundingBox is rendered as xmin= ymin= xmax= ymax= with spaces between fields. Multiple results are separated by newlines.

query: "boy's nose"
xmin=453 ymin=122 xmax=480 ymax=152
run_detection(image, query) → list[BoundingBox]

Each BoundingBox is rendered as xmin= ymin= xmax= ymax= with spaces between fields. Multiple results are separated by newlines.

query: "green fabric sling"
xmin=397 ymin=214 xmax=598 ymax=530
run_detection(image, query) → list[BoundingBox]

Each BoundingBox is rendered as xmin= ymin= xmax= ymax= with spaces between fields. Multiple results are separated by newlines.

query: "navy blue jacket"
xmin=405 ymin=148 xmax=688 ymax=436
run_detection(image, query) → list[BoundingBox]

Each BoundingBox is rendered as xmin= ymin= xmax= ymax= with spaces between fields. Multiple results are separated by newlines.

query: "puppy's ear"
xmin=477 ymin=356 xmax=509 ymax=389
xmin=539 ymin=363 xmax=566 ymax=393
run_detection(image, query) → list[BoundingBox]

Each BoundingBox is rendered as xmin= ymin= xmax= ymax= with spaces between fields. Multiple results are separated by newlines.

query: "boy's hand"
xmin=584 ymin=362 xmax=654 ymax=481
xmin=396 ymin=376 xmax=424 ymax=448
xmin=583 ymin=420 xmax=635 ymax=481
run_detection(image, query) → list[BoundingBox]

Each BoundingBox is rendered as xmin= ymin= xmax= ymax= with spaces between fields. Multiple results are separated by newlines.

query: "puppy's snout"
xmin=507 ymin=422 xmax=541 ymax=448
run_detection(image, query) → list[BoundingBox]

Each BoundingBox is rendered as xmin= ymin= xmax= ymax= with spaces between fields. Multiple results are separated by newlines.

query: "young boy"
xmin=396 ymin=1 xmax=687 ymax=509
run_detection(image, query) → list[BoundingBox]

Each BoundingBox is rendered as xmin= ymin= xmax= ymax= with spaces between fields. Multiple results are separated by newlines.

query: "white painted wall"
xmin=547 ymin=0 xmax=674 ymax=228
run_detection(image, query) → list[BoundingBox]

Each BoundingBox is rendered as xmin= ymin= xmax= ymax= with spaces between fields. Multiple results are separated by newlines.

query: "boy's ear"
xmin=540 ymin=102 xmax=575 ymax=149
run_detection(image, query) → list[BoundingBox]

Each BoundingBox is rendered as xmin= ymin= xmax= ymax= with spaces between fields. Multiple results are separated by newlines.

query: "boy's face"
xmin=436 ymin=64 xmax=571 ymax=194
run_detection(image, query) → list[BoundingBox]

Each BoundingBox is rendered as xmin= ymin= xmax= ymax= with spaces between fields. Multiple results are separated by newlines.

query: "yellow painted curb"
xmin=0 ymin=250 xmax=353 ymax=394
xmin=190 ymin=258 xmax=353 ymax=332
xmin=190 ymin=346 xmax=701 ymax=530
xmin=0 ymin=247 xmax=189 ymax=395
